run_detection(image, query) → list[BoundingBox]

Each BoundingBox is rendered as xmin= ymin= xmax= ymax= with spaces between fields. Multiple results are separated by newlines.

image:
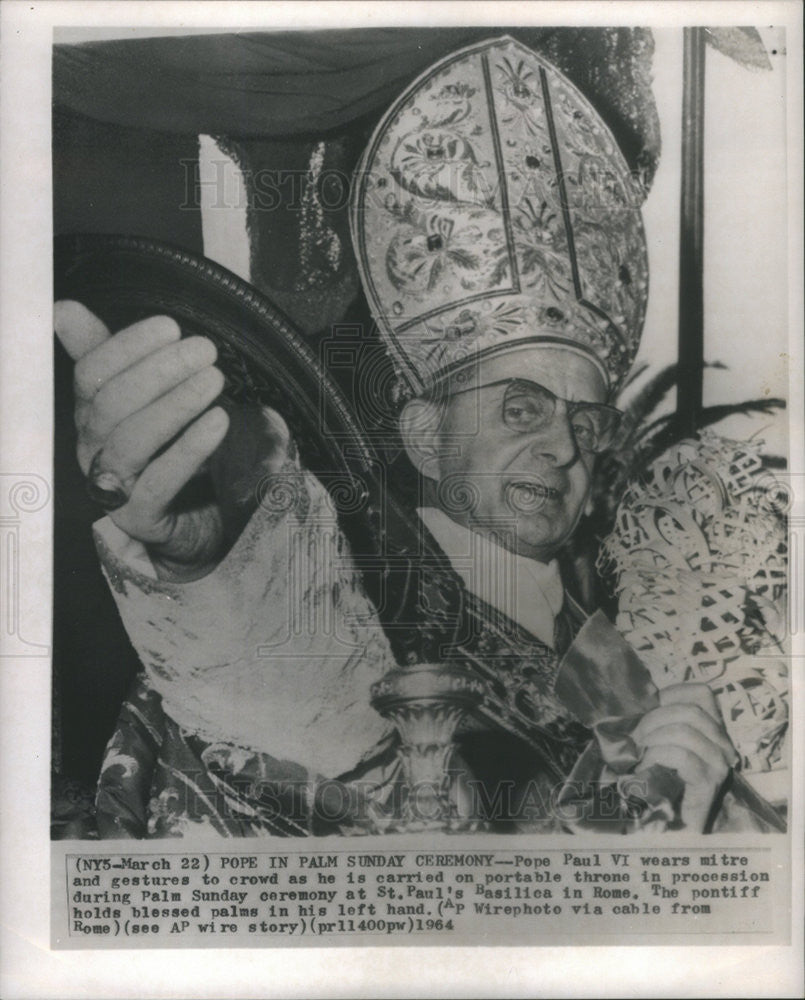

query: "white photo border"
xmin=1 ymin=2 xmax=802 ymax=997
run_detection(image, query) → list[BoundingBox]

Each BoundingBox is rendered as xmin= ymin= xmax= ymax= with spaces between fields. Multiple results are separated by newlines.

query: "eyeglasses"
xmin=444 ymin=377 xmax=622 ymax=454
xmin=499 ymin=379 xmax=621 ymax=453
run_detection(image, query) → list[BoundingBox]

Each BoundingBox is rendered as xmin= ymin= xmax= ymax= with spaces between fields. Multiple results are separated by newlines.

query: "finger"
xmin=54 ymin=300 xmax=110 ymax=361
xmin=659 ymin=683 xmax=721 ymax=725
xmin=120 ymin=407 xmax=230 ymax=536
xmin=102 ymin=366 xmax=225 ymax=480
xmin=640 ymin=744 xmax=711 ymax=789
xmin=633 ymin=704 xmax=738 ymax=764
xmin=73 ymin=316 xmax=183 ymax=401
xmin=638 ymin=723 xmax=732 ymax=776
xmin=639 ymin=745 xmax=718 ymax=832
xmin=86 ymin=336 xmax=218 ymax=441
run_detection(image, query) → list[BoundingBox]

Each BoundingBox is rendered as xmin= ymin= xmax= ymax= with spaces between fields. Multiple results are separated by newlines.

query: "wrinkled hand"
xmin=632 ymin=683 xmax=738 ymax=832
xmin=54 ymin=301 xmax=290 ymax=581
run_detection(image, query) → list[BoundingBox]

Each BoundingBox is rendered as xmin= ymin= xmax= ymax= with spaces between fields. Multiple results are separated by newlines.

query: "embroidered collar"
xmin=417 ymin=506 xmax=564 ymax=649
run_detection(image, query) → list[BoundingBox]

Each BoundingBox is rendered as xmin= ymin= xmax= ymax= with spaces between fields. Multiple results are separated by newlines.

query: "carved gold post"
xmin=370 ymin=662 xmax=486 ymax=831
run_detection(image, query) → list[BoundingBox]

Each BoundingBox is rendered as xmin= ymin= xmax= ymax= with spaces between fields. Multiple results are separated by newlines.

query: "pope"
xmin=54 ymin=37 xmax=737 ymax=837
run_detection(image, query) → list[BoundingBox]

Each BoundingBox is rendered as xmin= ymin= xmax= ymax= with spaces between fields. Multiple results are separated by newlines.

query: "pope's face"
xmin=431 ymin=356 xmax=609 ymax=562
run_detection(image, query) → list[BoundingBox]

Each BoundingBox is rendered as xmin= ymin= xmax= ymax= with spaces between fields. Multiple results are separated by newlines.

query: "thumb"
xmin=54 ymin=300 xmax=111 ymax=361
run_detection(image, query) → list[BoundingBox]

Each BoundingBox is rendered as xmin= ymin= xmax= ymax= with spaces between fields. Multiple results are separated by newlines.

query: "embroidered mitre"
xmin=350 ymin=35 xmax=649 ymax=401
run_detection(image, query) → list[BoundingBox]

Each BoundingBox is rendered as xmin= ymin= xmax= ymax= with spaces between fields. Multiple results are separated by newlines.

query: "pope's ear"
xmin=398 ymin=397 xmax=444 ymax=480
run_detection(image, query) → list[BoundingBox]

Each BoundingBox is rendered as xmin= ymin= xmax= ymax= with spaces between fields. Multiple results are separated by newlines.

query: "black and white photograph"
xmin=1 ymin=0 xmax=803 ymax=996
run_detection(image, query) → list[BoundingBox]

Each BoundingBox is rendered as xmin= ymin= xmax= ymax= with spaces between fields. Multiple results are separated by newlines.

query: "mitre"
xmin=350 ymin=35 xmax=649 ymax=402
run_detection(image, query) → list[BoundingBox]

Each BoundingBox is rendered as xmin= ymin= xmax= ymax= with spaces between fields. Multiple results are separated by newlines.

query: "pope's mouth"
xmin=505 ymin=479 xmax=563 ymax=512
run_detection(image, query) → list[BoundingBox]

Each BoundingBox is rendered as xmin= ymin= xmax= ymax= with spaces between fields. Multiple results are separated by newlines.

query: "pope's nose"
xmin=527 ymin=408 xmax=579 ymax=468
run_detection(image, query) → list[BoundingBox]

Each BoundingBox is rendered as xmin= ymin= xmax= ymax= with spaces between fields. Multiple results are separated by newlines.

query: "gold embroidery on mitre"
xmin=350 ymin=36 xmax=649 ymax=400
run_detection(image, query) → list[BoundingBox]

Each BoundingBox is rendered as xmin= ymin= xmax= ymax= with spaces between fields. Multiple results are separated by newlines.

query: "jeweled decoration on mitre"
xmin=350 ymin=35 xmax=649 ymax=400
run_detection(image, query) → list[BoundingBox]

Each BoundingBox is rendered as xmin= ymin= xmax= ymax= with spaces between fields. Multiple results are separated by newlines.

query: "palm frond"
xmin=704 ymin=27 xmax=773 ymax=72
xmin=633 ymin=397 xmax=786 ymax=469
xmin=582 ymin=359 xmax=787 ymax=608
xmin=615 ymin=364 xmax=678 ymax=444
xmin=591 ymin=374 xmax=787 ymax=529
xmin=619 ymin=361 xmax=726 ymax=432
xmin=619 ymin=361 xmax=650 ymax=392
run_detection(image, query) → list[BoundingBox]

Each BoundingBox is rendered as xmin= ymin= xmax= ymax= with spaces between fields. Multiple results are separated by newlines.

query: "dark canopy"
xmin=54 ymin=27 xmax=660 ymax=182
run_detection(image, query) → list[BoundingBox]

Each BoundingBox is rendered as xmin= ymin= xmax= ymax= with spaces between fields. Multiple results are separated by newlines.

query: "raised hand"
xmin=54 ymin=300 xmax=287 ymax=581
